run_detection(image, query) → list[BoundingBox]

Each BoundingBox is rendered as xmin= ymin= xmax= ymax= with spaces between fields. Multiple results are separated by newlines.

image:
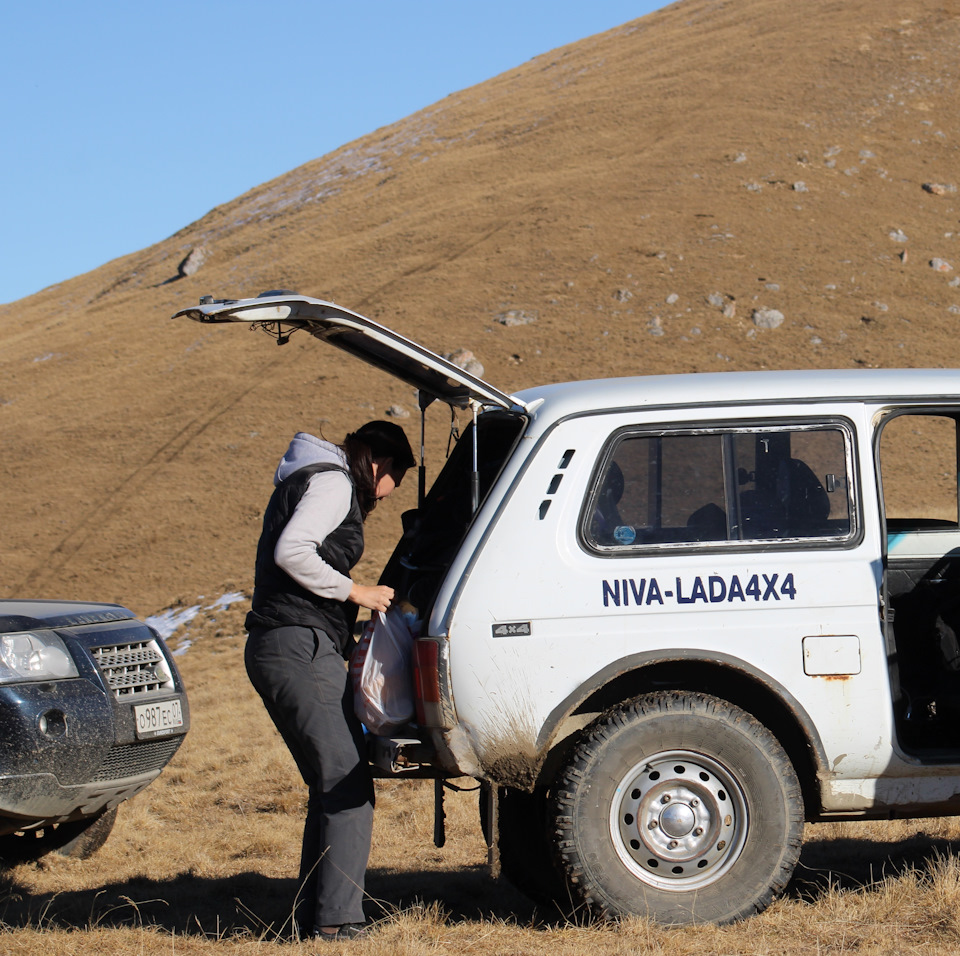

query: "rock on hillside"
xmin=0 ymin=0 xmax=958 ymax=613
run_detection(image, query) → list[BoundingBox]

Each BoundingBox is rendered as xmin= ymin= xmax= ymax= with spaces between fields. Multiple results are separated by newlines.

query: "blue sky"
xmin=0 ymin=2 xmax=665 ymax=305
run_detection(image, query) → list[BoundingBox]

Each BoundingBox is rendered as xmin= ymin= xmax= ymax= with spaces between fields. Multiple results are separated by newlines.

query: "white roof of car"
xmin=513 ymin=368 xmax=960 ymax=424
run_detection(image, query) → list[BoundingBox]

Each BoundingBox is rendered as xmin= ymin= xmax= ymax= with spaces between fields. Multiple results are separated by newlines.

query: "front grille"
xmin=93 ymin=736 xmax=184 ymax=781
xmin=91 ymin=640 xmax=175 ymax=700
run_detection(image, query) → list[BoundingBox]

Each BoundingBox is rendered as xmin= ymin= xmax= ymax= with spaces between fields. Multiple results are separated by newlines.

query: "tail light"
xmin=413 ymin=638 xmax=451 ymax=728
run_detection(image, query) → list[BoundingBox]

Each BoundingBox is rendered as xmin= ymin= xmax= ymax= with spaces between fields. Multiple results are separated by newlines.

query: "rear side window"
xmin=584 ymin=422 xmax=855 ymax=551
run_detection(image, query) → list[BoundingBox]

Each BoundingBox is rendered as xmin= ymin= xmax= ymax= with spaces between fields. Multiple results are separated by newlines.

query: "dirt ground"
xmin=2 ymin=0 xmax=960 ymax=950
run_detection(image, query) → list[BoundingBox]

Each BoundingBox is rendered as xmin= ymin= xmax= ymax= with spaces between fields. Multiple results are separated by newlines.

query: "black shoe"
xmin=314 ymin=922 xmax=369 ymax=943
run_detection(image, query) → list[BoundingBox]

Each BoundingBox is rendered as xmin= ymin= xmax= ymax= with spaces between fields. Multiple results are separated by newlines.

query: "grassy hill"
xmin=1 ymin=0 xmax=958 ymax=616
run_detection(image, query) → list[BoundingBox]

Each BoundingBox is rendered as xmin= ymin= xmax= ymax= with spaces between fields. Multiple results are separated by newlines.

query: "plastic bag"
xmin=349 ymin=606 xmax=416 ymax=735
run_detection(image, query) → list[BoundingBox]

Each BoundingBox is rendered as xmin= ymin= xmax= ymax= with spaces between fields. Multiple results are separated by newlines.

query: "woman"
xmin=244 ymin=421 xmax=415 ymax=942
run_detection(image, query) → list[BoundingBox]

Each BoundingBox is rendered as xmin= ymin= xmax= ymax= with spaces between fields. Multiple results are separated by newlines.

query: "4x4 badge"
xmin=492 ymin=622 xmax=532 ymax=637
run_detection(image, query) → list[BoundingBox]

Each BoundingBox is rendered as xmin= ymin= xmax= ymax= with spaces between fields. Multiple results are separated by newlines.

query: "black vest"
xmin=245 ymin=462 xmax=364 ymax=655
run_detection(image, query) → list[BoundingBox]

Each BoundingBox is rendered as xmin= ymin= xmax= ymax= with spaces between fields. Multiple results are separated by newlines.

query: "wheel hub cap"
xmin=612 ymin=749 xmax=748 ymax=890
xmin=658 ymin=800 xmax=697 ymax=839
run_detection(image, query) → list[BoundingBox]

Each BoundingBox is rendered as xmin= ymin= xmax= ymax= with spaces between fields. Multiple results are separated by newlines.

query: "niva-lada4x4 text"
xmin=179 ymin=292 xmax=960 ymax=924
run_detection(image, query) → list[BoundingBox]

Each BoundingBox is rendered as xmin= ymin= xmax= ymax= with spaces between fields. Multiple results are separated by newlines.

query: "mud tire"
xmin=496 ymin=786 xmax=570 ymax=911
xmin=0 ymin=806 xmax=118 ymax=864
xmin=551 ymin=691 xmax=803 ymax=924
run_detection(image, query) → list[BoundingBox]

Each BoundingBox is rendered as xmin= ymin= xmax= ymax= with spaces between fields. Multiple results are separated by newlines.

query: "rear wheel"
xmin=496 ymin=786 xmax=569 ymax=910
xmin=552 ymin=691 xmax=803 ymax=924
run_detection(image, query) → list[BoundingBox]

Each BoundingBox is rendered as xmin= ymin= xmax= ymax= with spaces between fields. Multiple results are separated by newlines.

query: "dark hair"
xmin=340 ymin=420 xmax=415 ymax=517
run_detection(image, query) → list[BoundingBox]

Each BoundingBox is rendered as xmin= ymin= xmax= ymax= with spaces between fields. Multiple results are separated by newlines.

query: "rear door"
xmin=174 ymin=293 xmax=523 ymax=412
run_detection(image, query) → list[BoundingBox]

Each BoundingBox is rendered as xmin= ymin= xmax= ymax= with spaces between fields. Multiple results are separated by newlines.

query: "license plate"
xmin=134 ymin=699 xmax=184 ymax=739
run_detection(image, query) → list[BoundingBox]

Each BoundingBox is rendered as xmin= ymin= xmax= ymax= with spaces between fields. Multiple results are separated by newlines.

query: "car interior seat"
xmin=777 ymin=458 xmax=830 ymax=536
xmin=591 ymin=460 xmax=625 ymax=543
xmin=686 ymin=502 xmax=728 ymax=540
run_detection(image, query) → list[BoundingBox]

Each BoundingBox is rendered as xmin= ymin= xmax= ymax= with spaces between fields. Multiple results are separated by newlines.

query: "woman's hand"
xmin=348 ymin=583 xmax=395 ymax=612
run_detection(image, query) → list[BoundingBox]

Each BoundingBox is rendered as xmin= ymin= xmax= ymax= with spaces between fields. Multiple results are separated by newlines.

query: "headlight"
xmin=0 ymin=631 xmax=79 ymax=683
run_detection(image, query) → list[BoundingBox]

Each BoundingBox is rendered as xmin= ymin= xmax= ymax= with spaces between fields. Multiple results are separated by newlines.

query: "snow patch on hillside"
xmin=147 ymin=591 xmax=246 ymax=655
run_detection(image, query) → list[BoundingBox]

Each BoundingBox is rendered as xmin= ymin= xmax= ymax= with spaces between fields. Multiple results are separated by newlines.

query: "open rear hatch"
xmin=174 ymin=292 xmax=525 ymax=413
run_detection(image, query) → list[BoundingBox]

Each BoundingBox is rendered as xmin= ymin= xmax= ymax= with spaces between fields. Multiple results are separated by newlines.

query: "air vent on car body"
xmin=94 ymin=736 xmax=184 ymax=781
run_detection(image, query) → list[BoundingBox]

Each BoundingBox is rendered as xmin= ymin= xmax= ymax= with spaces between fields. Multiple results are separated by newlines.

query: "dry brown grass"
xmin=3 ymin=0 xmax=960 ymax=616
xmin=2 ymin=604 xmax=960 ymax=954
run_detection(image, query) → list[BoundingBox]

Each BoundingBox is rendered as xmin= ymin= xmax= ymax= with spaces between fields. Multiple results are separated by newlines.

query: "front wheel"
xmin=0 ymin=807 xmax=118 ymax=865
xmin=551 ymin=691 xmax=803 ymax=924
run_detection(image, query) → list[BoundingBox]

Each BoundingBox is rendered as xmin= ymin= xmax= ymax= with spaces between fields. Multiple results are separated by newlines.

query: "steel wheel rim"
xmin=610 ymin=748 xmax=749 ymax=891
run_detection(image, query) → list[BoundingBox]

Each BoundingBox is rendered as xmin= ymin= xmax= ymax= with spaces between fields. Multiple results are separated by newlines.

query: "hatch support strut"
xmin=471 ymin=400 xmax=480 ymax=515
xmin=416 ymin=390 xmax=436 ymax=511
xmin=413 ymin=390 xmax=481 ymax=514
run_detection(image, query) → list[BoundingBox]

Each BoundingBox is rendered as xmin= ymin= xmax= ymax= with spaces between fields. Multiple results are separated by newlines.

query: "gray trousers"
xmin=245 ymin=625 xmax=374 ymax=932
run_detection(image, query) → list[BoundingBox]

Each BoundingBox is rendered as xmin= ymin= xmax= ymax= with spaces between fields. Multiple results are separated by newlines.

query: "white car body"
xmin=433 ymin=370 xmax=960 ymax=813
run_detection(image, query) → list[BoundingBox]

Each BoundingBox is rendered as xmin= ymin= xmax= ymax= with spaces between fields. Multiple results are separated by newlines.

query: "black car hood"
xmin=0 ymin=601 xmax=136 ymax=634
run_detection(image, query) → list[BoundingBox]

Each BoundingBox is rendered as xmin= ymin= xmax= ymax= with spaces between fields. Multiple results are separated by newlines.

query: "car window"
xmin=584 ymin=422 xmax=854 ymax=550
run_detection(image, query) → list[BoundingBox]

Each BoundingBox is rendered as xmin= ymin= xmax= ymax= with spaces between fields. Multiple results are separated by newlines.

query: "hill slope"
xmin=1 ymin=0 xmax=958 ymax=614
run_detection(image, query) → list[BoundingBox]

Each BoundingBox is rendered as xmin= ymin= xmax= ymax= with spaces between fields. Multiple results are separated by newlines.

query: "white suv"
xmin=178 ymin=293 xmax=960 ymax=924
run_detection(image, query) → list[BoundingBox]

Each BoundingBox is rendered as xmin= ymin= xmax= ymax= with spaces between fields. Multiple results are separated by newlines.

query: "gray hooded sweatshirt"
xmin=272 ymin=433 xmax=354 ymax=602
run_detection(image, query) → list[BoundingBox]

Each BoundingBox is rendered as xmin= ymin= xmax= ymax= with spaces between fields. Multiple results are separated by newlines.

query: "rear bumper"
xmin=367 ymin=733 xmax=445 ymax=778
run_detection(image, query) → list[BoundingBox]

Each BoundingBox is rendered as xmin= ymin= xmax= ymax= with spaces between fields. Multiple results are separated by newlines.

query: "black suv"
xmin=0 ymin=600 xmax=189 ymax=861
